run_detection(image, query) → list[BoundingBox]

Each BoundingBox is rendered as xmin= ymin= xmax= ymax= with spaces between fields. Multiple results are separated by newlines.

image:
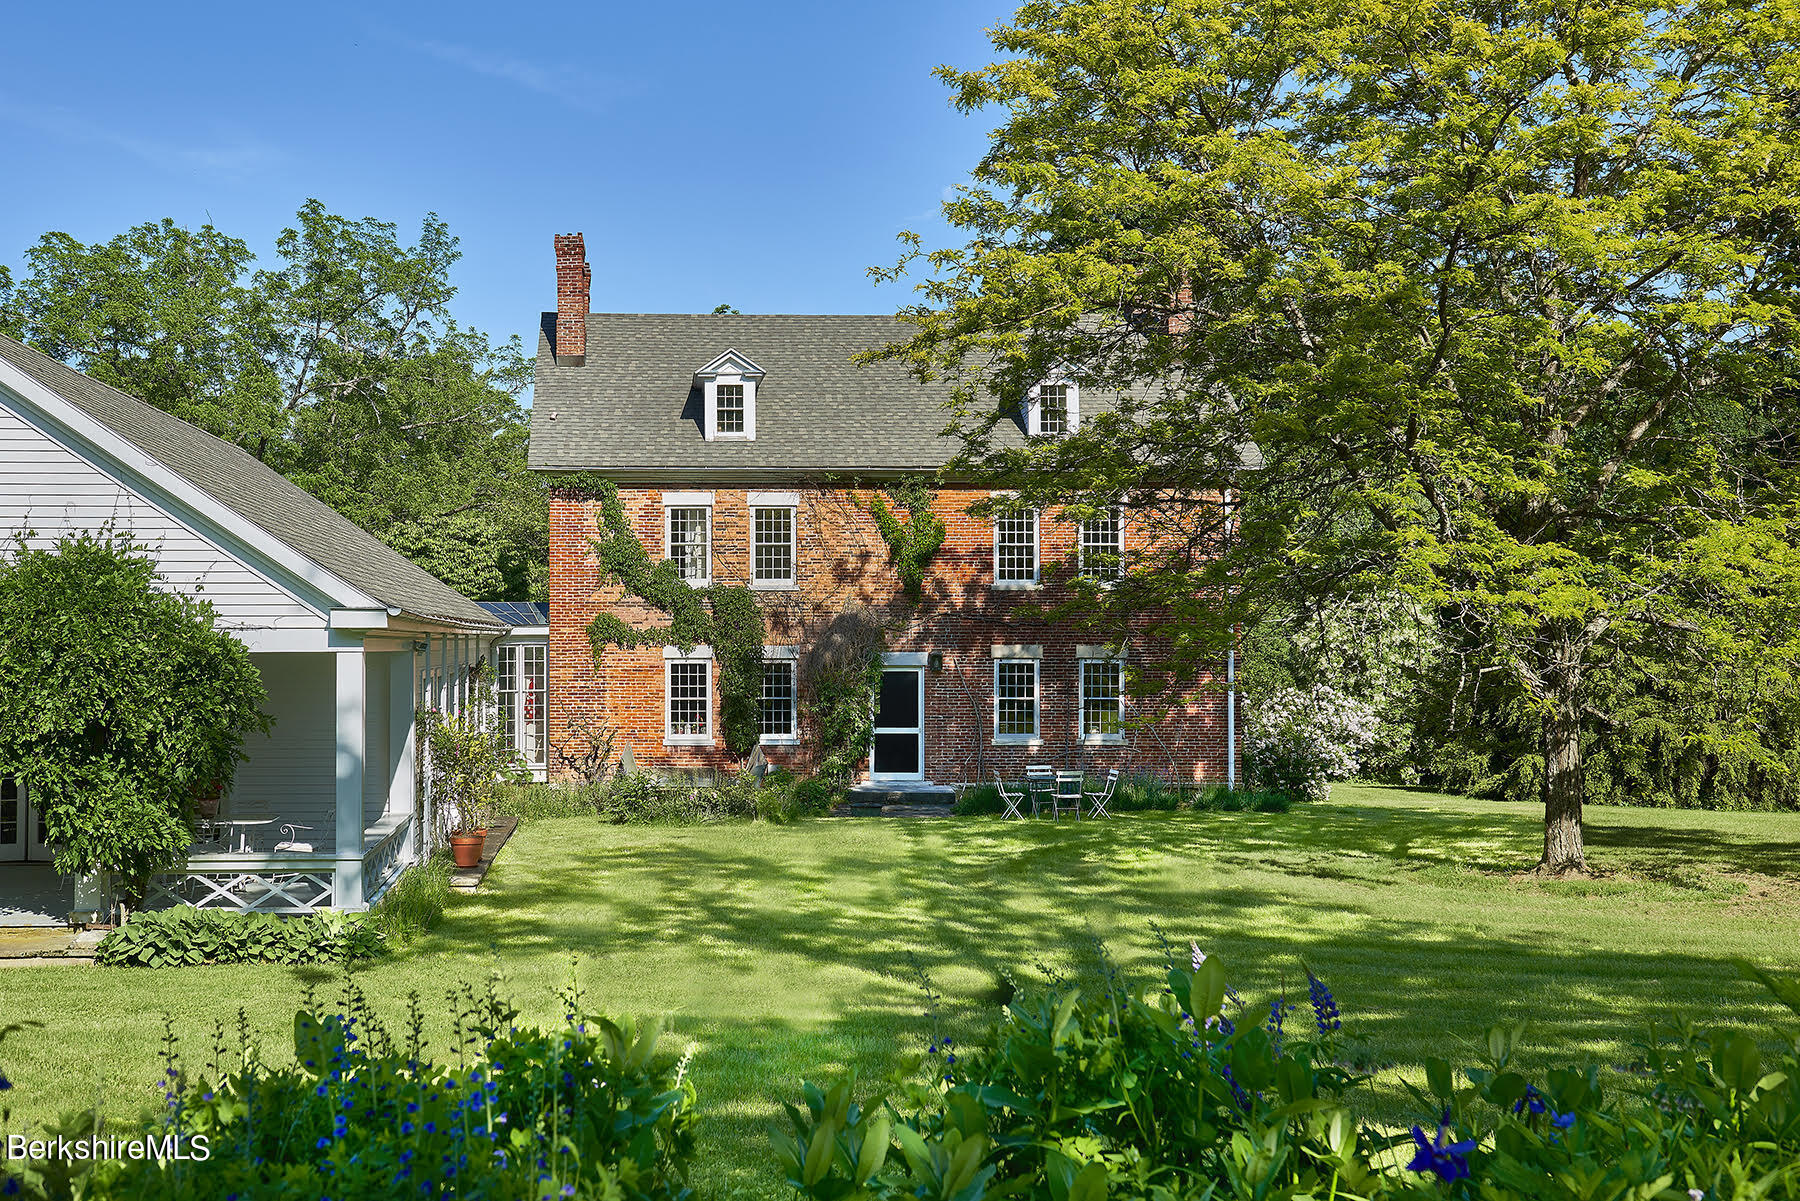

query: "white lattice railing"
xmin=147 ymin=852 xmax=337 ymax=914
xmin=361 ymin=817 xmax=411 ymax=905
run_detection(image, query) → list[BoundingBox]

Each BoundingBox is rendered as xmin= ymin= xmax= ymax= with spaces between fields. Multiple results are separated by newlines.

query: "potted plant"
xmin=421 ymin=693 xmax=525 ymax=870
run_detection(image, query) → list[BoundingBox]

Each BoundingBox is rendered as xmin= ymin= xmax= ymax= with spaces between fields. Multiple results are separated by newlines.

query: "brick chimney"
xmin=553 ymin=233 xmax=589 ymax=366
xmin=1167 ymin=277 xmax=1193 ymax=336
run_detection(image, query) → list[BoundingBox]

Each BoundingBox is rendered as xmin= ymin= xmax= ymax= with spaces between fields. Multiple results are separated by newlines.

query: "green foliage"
xmin=597 ymin=769 xmax=839 ymax=825
xmin=94 ymin=907 xmax=383 ymax=968
xmin=955 ymin=775 xmax=1290 ymax=815
xmin=0 ymin=535 xmax=271 ymax=901
xmin=867 ymin=478 xmax=948 ymax=604
xmin=799 ymin=612 xmax=888 ymax=783
xmin=419 ymin=686 xmax=529 ymax=835
xmin=776 ymin=955 xmax=1800 ymax=1201
xmin=60 ymin=975 xmax=697 ymax=1201
xmin=877 ymin=0 xmax=1800 ymax=867
xmin=491 ymin=780 xmax=608 ymax=820
xmin=0 ymin=203 xmax=544 ymax=599
xmin=583 ymin=478 xmax=765 ymax=758
xmin=367 ymin=854 xmax=453 ymax=946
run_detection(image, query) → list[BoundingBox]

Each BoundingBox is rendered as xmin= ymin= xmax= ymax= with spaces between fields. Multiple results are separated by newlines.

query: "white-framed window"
xmin=1027 ymin=379 xmax=1080 ymax=436
xmin=716 ymin=383 xmax=746 ymax=434
xmin=696 ymin=350 xmax=763 ymax=440
xmin=752 ymin=506 xmax=796 ymax=586
xmin=664 ymin=497 xmax=713 ymax=584
xmin=1080 ymin=658 xmax=1125 ymax=740
xmin=496 ymin=642 xmax=548 ymax=769
xmin=665 ymin=653 xmax=713 ymax=744
xmin=994 ymin=659 xmax=1040 ymax=740
xmin=1079 ymin=506 xmax=1123 ymax=580
xmin=759 ymin=656 xmax=798 ymax=742
xmin=994 ymin=506 xmax=1039 ymax=587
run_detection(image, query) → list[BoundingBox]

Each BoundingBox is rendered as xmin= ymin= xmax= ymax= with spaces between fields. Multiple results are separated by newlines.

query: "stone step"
xmin=839 ymin=783 xmax=958 ymax=817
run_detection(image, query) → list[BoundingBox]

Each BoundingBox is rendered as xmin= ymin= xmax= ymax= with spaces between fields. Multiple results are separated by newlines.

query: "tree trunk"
xmin=1540 ymin=682 xmax=1587 ymax=873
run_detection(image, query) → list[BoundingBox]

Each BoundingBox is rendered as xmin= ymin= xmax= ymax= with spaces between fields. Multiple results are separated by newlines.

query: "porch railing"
xmin=149 ymin=814 xmax=416 ymax=914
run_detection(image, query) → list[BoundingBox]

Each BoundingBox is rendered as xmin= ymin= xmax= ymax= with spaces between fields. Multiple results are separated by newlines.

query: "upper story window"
xmin=1079 ymin=507 xmax=1123 ymax=580
xmin=695 ymin=350 xmax=764 ymax=441
xmin=748 ymin=492 xmax=799 ymax=588
xmin=994 ymin=504 xmax=1039 ymax=588
xmin=1027 ymin=378 xmax=1079 ymax=437
xmin=663 ymin=491 xmax=713 ymax=584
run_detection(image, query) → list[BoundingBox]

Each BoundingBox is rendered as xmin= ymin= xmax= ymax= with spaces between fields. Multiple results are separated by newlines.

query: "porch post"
xmin=391 ymin=648 xmax=418 ymax=864
xmin=335 ymin=648 xmax=367 ymax=909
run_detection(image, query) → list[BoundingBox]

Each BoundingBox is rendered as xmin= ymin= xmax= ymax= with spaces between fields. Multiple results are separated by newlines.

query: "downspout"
xmin=1226 ymin=649 xmax=1237 ymax=789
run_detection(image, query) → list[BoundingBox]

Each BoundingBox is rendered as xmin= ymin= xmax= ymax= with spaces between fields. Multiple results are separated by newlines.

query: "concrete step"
xmin=839 ymin=783 xmax=957 ymax=817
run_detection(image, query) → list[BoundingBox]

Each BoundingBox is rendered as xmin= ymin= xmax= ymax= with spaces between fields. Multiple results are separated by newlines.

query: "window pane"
xmin=1081 ymin=508 xmax=1122 ymax=579
xmin=716 ymin=383 xmax=745 ymax=433
xmin=760 ymin=660 xmax=796 ymax=738
xmin=668 ymin=661 xmax=710 ymax=736
xmin=1039 ymin=384 xmax=1068 ymax=435
xmin=668 ymin=507 xmax=710 ymax=581
xmin=497 ymin=645 xmax=519 ymax=750
xmin=995 ymin=660 xmax=1038 ymax=737
xmin=1082 ymin=660 xmax=1123 ymax=737
xmin=995 ymin=510 xmax=1037 ymax=582
xmin=753 ymin=507 xmax=795 ymax=582
xmin=524 ymin=644 xmax=547 ymax=767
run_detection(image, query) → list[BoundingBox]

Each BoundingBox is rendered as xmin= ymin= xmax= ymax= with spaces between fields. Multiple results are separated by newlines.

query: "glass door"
xmin=0 ymin=778 xmax=22 ymax=862
xmin=870 ymin=668 xmax=924 ymax=781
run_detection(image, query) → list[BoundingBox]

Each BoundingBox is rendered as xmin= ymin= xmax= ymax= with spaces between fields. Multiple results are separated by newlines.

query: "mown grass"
xmin=1 ymin=785 xmax=1797 ymax=1199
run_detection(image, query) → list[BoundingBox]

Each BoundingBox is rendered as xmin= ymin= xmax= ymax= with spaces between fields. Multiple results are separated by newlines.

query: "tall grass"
xmin=368 ymin=853 xmax=453 ymax=945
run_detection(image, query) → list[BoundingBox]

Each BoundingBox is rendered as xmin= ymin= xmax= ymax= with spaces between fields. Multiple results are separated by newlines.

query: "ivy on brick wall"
xmin=866 ymin=477 xmax=947 ymax=604
xmin=798 ymin=610 xmax=888 ymax=783
xmin=579 ymin=478 xmax=765 ymax=758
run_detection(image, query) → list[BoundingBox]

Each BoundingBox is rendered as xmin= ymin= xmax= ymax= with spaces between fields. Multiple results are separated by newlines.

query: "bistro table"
xmin=214 ymin=817 xmax=277 ymax=853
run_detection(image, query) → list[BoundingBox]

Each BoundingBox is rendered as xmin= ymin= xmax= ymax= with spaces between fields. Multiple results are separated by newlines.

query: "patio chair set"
xmin=993 ymin=767 xmax=1119 ymax=820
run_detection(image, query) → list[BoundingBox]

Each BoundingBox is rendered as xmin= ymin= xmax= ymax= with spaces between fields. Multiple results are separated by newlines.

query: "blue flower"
xmin=317 ymin=1136 xmax=332 ymax=1149
xmin=1305 ymin=969 xmax=1341 ymax=1034
xmin=1406 ymin=1113 xmax=1475 ymax=1182
xmin=1551 ymin=1110 xmax=1575 ymax=1130
xmin=4 ymin=1177 xmax=20 ymax=1196
xmin=562 ymin=1187 xmax=576 ymax=1198
xmin=1513 ymin=1085 xmax=1547 ymax=1116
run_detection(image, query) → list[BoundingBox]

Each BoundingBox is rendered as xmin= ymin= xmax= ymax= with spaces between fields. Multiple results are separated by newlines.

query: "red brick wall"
xmin=547 ymin=484 xmax=1239 ymax=784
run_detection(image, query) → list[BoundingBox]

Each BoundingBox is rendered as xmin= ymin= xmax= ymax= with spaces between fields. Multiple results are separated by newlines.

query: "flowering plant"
xmin=420 ymin=704 xmax=529 ymax=836
xmin=1244 ymin=684 xmax=1378 ymax=801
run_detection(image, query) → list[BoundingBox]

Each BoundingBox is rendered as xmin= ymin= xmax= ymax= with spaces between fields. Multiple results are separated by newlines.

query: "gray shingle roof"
xmin=529 ymin=313 xmax=1014 ymax=474
xmin=0 ymin=333 xmax=503 ymax=630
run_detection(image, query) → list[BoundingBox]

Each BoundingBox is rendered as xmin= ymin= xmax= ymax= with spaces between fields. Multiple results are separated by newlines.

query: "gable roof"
xmin=0 ymin=333 xmax=503 ymax=630
xmin=530 ymin=313 xmax=1010 ymax=475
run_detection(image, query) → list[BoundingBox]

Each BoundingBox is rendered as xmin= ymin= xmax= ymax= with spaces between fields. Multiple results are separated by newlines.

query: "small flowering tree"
xmin=1244 ymin=685 xmax=1377 ymax=802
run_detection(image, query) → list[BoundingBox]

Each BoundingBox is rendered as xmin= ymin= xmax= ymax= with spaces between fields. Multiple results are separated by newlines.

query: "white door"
xmin=870 ymin=668 xmax=925 ymax=781
xmin=1 ymin=780 xmax=53 ymax=862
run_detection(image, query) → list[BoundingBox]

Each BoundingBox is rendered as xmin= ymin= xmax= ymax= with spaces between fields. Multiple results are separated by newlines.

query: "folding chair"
xmin=1053 ymin=770 xmax=1085 ymax=820
xmin=1085 ymin=769 xmax=1120 ymax=819
xmin=993 ymin=772 xmax=1027 ymax=820
xmin=1024 ymin=764 xmax=1055 ymax=818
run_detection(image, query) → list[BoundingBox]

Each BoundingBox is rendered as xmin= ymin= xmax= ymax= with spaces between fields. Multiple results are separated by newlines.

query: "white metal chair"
xmin=274 ymin=823 xmax=315 ymax=853
xmin=1085 ymin=769 xmax=1120 ymax=819
xmin=1024 ymin=765 xmax=1055 ymax=818
xmin=1053 ymin=770 xmax=1085 ymax=820
xmin=993 ymin=772 xmax=1027 ymax=820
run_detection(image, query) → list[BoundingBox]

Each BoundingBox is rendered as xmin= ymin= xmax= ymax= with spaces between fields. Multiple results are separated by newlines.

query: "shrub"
xmin=775 ymin=952 xmax=1800 ymax=1201
xmin=1245 ymin=684 xmax=1378 ymax=802
xmin=368 ymin=853 xmax=452 ymax=945
xmin=419 ymin=695 xmax=529 ymax=836
xmin=952 ymin=784 xmax=1004 ymax=816
xmin=491 ymin=780 xmax=607 ymax=820
xmin=95 ymin=907 xmax=383 ymax=967
xmin=55 ymin=974 xmax=698 ymax=1201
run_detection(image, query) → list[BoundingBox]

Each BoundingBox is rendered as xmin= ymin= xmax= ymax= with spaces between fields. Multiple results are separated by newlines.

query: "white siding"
xmin=0 ymin=403 xmax=323 ymax=632
xmin=364 ymin=653 xmax=394 ymax=826
xmin=231 ymin=653 xmax=338 ymax=850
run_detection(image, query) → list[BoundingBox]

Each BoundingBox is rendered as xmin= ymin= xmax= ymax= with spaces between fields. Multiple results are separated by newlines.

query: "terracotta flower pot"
xmin=450 ymin=830 xmax=486 ymax=869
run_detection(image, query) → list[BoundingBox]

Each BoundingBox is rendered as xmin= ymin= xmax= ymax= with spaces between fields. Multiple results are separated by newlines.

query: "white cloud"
xmin=0 ymin=97 xmax=282 ymax=178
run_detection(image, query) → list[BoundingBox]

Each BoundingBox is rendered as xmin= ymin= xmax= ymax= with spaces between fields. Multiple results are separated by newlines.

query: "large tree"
xmin=880 ymin=0 xmax=1800 ymax=869
xmin=0 ymin=202 xmax=544 ymax=599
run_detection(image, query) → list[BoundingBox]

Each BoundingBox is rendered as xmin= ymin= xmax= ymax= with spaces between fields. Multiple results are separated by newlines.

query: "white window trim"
xmin=663 ymin=495 xmax=714 ymax=587
xmin=1026 ymin=378 xmax=1080 ymax=436
xmin=992 ymin=657 xmax=1041 ymax=744
xmin=1078 ymin=654 xmax=1128 ymax=744
xmin=991 ymin=503 xmax=1040 ymax=589
xmin=1078 ymin=505 xmax=1124 ymax=583
xmin=696 ymin=350 xmax=763 ymax=441
xmin=664 ymin=650 xmax=714 ymax=746
xmin=759 ymin=647 xmax=801 ymax=745
xmin=750 ymin=503 xmax=799 ymax=591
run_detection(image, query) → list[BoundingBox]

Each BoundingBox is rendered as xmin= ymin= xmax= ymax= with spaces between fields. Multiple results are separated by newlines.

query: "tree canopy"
xmin=880 ymin=0 xmax=1800 ymax=869
xmin=0 ymin=202 xmax=544 ymax=600
xmin=0 ymin=535 xmax=271 ymax=903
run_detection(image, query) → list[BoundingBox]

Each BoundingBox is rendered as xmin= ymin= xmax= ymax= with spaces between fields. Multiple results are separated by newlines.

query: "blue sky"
xmin=0 ymin=0 xmax=1012 ymax=362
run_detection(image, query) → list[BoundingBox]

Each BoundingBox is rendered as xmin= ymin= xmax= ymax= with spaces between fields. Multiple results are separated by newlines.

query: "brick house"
xmin=531 ymin=235 xmax=1241 ymax=791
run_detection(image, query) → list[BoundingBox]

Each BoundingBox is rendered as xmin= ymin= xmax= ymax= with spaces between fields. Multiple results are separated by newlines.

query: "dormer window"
xmin=1027 ymin=378 xmax=1079 ymax=436
xmin=695 ymin=349 xmax=764 ymax=441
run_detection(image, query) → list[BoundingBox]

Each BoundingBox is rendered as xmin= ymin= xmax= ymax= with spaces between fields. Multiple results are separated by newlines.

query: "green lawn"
xmin=2 ymin=785 xmax=1798 ymax=1198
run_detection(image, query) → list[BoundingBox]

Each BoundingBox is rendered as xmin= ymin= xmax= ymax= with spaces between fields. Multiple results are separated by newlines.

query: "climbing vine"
xmin=866 ymin=477 xmax=946 ymax=604
xmin=798 ymin=610 xmax=888 ymax=783
xmin=581 ymin=479 xmax=765 ymax=757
